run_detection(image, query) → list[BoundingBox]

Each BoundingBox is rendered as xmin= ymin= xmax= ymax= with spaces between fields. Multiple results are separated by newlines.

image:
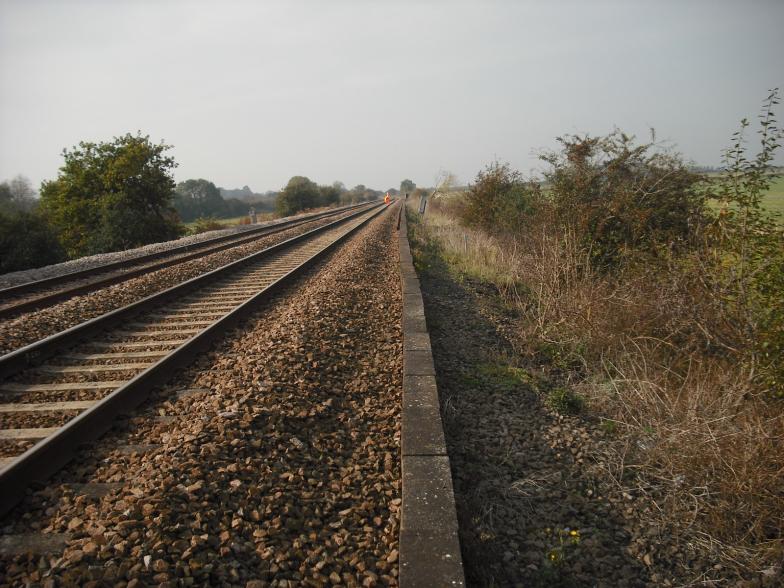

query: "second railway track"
xmin=0 ymin=202 xmax=373 ymax=320
xmin=0 ymin=202 xmax=387 ymax=516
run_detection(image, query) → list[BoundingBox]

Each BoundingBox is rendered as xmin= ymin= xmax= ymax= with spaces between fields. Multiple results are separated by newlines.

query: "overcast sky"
xmin=1 ymin=0 xmax=782 ymax=193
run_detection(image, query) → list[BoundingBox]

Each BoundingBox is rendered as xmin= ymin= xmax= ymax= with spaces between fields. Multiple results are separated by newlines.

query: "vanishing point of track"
xmin=0 ymin=202 xmax=386 ymax=516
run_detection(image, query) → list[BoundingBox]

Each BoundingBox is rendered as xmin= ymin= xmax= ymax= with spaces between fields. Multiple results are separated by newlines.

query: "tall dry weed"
xmin=416 ymin=201 xmax=783 ymax=570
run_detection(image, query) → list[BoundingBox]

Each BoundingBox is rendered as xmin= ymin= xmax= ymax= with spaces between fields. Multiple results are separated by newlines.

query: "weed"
xmin=545 ymin=387 xmax=584 ymax=415
xmin=544 ymin=527 xmax=581 ymax=566
xmin=599 ymin=418 xmax=618 ymax=436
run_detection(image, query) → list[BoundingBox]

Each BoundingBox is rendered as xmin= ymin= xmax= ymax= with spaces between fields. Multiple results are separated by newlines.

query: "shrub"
xmin=545 ymin=387 xmax=584 ymax=414
xmin=459 ymin=161 xmax=542 ymax=234
xmin=541 ymin=131 xmax=707 ymax=269
xmin=701 ymin=88 xmax=784 ymax=396
xmin=0 ymin=209 xmax=66 ymax=272
xmin=189 ymin=217 xmax=225 ymax=235
xmin=40 ymin=132 xmax=183 ymax=257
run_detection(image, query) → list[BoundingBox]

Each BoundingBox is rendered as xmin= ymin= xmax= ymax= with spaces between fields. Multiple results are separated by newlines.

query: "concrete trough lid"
xmin=397 ymin=205 xmax=466 ymax=587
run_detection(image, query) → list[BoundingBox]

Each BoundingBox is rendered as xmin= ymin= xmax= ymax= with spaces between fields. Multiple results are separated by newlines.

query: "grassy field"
xmin=703 ymin=172 xmax=784 ymax=219
xmin=762 ymin=175 xmax=784 ymax=215
xmin=184 ymin=213 xmax=274 ymax=233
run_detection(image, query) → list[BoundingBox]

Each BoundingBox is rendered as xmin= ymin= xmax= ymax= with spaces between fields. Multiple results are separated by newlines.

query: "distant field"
xmin=703 ymin=173 xmax=784 ymax=219
xmin=184 ymin=213 xmax=274 ymax=231
xmin=762 ymin=175 xmax=784 ymax=216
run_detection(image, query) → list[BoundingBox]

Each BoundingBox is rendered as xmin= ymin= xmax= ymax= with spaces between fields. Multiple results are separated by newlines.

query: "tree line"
xmin=0 ymin=133 xmax=396 ymax=273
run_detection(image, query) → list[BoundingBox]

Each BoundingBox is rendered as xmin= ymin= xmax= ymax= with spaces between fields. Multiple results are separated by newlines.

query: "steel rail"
xmin=0 ymin=202 xmax=375 ymax=319
xmin=0 ymin=203 xmax=382 ymax=379
xmin=0 ymin=203 xmax=387 ymax=516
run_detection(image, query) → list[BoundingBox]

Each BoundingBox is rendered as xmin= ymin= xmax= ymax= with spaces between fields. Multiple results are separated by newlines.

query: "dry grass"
xmin=412 ymin=199 xmax=784 ymax=573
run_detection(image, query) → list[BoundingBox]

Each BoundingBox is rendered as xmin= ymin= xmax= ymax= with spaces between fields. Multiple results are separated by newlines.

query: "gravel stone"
xmin=0 ymin=207 xmax=368 ymax=355
xmin=0 ymin=206 xmax=402 ymax=586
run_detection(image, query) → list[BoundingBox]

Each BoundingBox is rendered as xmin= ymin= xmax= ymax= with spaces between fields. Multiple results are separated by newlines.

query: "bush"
xmin=541 ymin=131 xmax=707 ymax=268
xmin=700 ymin=89 xmax=784 ymax=396
xmin=459 ymin=161 xmax=542 ymax=234
xmin=408 ymin=91 xmax=784 ymax=574
xmin=189 ymin=217 xmax=226 ymax=235
xmin=0 ymin=210 xmax=66 ymax=273
xmin=545 ymin=387 xmax=584 ymax=414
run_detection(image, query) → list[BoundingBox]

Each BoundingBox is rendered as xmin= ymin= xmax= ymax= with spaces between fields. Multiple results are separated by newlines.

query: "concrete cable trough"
xmin=397 ymin=206 xmax=465 ymax=587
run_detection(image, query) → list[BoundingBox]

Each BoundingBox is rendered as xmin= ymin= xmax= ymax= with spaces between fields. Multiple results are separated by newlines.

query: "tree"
xmin=0 ymin=209 xmax=66 ymax=272
xmin=0 ymin=175 xmax=37 ymax=213
xmin=276 ymin=176 xmax=320 ymax=216
xmin=174 ymin=179 xmax=227 ymax=222
xmin=400 ymin=179 xmax=416 ymax=195
xmin=318 ymin=182 xmax=344 ymax=207
xmin=40 ymin=133 xmax=183 ymax=257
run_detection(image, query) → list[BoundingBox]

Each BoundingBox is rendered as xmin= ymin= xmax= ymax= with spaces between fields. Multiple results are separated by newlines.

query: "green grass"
xmin=763 ymin=175 xmax=784 ymax=216
xmin=184 ymin=215 xmax=250 ymax=230
xmin=183 ymin=213 xmax=277 ymax=232
xmin=703 ymin=172 xmax=784 ymax=218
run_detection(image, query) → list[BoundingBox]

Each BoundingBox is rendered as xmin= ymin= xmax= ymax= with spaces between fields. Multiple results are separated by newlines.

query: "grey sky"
xmin=1 ymin=0 xmax=783 ymax=193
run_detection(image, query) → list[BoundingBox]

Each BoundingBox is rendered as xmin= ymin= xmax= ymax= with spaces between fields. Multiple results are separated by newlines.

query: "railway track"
xmin=0 ymin=202 xmax=373 ymax=320
xmin=0 ymin=202 xmax=386 ymax=516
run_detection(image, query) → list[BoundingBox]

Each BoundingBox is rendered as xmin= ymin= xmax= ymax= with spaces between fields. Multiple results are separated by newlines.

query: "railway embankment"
xmin=0 ymin=206 xmax=403 ymax=586
xmin=405 ymin=205 xmax=782 ymax=587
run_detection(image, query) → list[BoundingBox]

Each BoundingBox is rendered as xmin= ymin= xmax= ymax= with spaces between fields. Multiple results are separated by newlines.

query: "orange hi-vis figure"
xmin=384 ymin=193 xmax=391 ymax=205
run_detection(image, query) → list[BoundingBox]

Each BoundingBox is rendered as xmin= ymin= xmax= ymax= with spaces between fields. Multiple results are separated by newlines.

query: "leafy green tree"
xmin=0 ymin=209 xmax=66 ymax=272
xmin=174 ymin=179 xmax=227 ymax=222
xmin=276 ymin=176 xmax=320 ymax=216
xmin=40 ymin=133 xmax=183 ymax=256
xmin=400 ymin=179 xmax=416 ymax=195
xmin=318 ymin=182 xmax=344 ymax=207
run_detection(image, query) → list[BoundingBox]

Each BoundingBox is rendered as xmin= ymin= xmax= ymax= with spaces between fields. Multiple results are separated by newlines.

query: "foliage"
xmin=0 ymin=208 xmax=66 ymax=272
xmin=40 ymin=133 xmax=183 ymax=257
xmin=400 ymin=179 xmax=416 ymax=195
xmin=174 ymin=179 xmax=226 ymax=222
xmin=459 ymin=161 xmax=542 ymax=234
xmin=0 ymin=175 xmax=37 ymax=213
xmin=541 ymin=131 xmax=707 ymax=268
xmin=189 ymin=216 xmax=227 ymax=235
xmin=174 ymin=179 xmax=253 ymax=222
xmin=409 ymin=90 xmax=784 ymax=570
xmin=276 ymin=176 xmax=320 ymax=216
xmin=319 ymin=182 xmax=344 ymax=207
xmin=338 ymin=183 xmax=382 ymax=205
xmin=545 ymin=387 xmax=584 ymax=415
xmin=702 ymin=88 xmax=784 ymax=395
